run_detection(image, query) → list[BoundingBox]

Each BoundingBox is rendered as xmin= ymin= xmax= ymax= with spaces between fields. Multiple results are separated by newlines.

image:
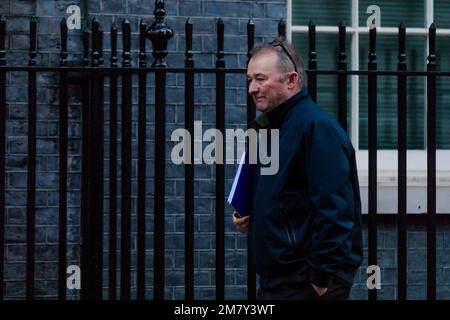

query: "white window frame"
xmin=288 ymin=0 xmax=450 ymax=213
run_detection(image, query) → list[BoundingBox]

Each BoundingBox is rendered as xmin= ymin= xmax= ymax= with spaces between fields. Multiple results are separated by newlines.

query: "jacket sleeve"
xmin=305 ymin=120 xmax=356 ymax=288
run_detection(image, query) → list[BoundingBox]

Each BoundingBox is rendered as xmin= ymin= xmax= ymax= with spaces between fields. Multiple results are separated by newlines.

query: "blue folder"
xmin=227 ymin=151 xmax=252 ymax=217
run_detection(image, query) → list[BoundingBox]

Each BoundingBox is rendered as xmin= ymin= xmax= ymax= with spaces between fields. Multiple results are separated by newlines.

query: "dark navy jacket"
xmin=249 ymin=89 xmax=363 ymax=289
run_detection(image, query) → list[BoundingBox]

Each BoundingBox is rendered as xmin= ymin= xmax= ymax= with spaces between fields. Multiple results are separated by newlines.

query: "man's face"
xmin=247 ymin=51 xmax=291 ymax=113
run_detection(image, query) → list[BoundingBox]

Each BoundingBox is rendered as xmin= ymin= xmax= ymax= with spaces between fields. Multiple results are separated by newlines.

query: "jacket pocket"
xmin=279 ymin=207 xmax=297 ymax=250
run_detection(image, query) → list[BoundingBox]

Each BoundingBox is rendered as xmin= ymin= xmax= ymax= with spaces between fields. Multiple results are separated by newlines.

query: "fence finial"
xmin=147 ymin=0 xmax=174 ymax=67
xmin=0 ymin=16 xmax=6 ymax=66
xmin=369 ymin=27 xmax=377 ymax=66
xmin=216 ymin=18 xmax=224 ymax=68
xmin=308 ymin=20 xmax=317 ymax=101
xmin=122 ymin=19 xmax=131 ymax=68
xmin=139 ymin=20 xmax=147 ymax=68
xmin=247 ymin=19 xmax=254 ymax=62
xmin=185 ymin=18 xmax=193 ymax=68
xmin=338 ymin=21 xmax=346 ymax=66
xmin=398 ymin=23 xmax=406 ymax=68
xmin=91 ymin=17 xmax=100 ymax=67
xmin=29 ymin=17 xmax=37 ymax=66
xmin=82 ymin=28 xmax=89 ymax=66
xmin=428 ymin=22 xmax=436 ymax=65
xmin=110 ymin=22 xmax=118 ymax=67
xmin=278 ymin=19 xmax=286 ymax=39
xmin=60 ymin=18 xmax=68 ymax=66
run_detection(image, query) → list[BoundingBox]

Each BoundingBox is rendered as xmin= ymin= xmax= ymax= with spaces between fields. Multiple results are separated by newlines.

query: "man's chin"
xmin=255 ymin=104 xmax=269 ymax=113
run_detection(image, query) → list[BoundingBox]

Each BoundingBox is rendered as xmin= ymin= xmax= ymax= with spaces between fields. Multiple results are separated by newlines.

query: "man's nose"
xmin=248 ymin=81 xmax=258 ymax=95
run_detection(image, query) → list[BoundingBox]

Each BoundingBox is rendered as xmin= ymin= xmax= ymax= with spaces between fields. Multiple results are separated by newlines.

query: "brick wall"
xmin=1 ymin=0 xmax=449 ymax=300
xmin=1 ymin=0 xmax=84 ymax=299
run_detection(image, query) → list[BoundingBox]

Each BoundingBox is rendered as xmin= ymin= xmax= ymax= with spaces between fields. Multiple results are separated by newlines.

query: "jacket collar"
xmin=263 ymin=89 xmax=308 ymax=129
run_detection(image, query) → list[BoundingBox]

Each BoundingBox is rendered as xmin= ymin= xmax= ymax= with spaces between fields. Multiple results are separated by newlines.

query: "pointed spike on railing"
xmin=185 ymin=18 xmax=193 ymax=52
xmin=0 ymin=15 xmax=5 ymax=38
xmin=110 ymin=22 xmax=118 ymax=67
xmin=139 ymin=19 xmax=147 ymax=52
xmin=216 ymin=18 xmax=224 ymax=68
xmin=369 ymin=27 xmax=377 ymax=56
xmin=338 ymin=22 xmax=345 ymax=45
xmin=217 ymin=18 xmax=224 ymax=52
xmin=82 ymin=28 xmax=89 ymax=66
xmin=308 ymin=20 xmax=316 ymax=52
xmin=397 ymin=23 xmax=406 ymax=71
xmin=91 ymin=17 xmax=101 ymax=67
xmin=338 ymin=22 xmax=346 ymax=67
xmin=338 ymin=22 xmax=346 ymax=53
xmin=139 ymin=19 xmax=147 ymax=67
xmin=122 ymin=19 xmax=131 ymax=67
xmin=0 ymin=16 xmax=6 ymax=66
xmin=428 ymin=23 xmax=436 ymax=69
xmin=278 ymin=19 xmax=286 ymax=39
xmin=99 ymin=30 xmax=104 ymax=66
xmin=92 ymin=17 xmax=100 ymax=31
xmin=60 ymin=17 xmax=68 ymax=66
xmin=247 ymin=19 xmax=254 ymax=60
xmin=429 ymin=22 xmax=436 ymax=55
xmin=29 ymin=17 xmax=37 ymax=66
xmin=60 ymin=17 xmax=68 ymax=51
xmin=185 ymin=18 xmax=193 ymax=67
xmin=398 ymin=23 xmax=406 ymax=56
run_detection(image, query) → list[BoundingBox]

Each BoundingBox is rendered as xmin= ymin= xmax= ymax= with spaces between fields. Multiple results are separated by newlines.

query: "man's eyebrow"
xmin=247 ymin=73 xmax=266 ymax=78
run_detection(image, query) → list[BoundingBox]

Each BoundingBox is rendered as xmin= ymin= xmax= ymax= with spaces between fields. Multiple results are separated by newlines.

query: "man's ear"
xmin=287 ymin=72 xmax=299 ymax=89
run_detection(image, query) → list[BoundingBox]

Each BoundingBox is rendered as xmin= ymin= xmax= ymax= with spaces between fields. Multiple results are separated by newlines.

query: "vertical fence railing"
xmin=426 ymin=23 xmax=437 ymax=301
xmin=58 ymin=18 xmax=68 ymax=300
xmin=97 ymin=26 xmax=105 ymax=299
xmin=0 ymin=15 xmax=6 ymax=302
xmin=308 ymin=21 xmax=317 ymax=102
xmin=26 ymin=17 xmax=37 ymax=300
xmin=246 ymin=19 xmax=256 ymax=301
xmin=86 ymin=18 xmax=103 ymax=299
xmin=109 ymin=22 xmax=118 ymax=301
xmin=215 ymin=18 xmax=226 ymax=301
xmin=137 ymin=19 xmax=148 ymax=301
xmin=397 ymin=23 xmax=407 ymax=301
xmin=184 ymin=18 xmax=195 ymax=301
xmin=80 ymin=26 xmax=90 ymax=299
xmin=148 ymin=0 xmax=173 ymax=300
xmin=337 ymin=22 xmax=347 ymax=132
xmin=120 ymin=19 xmax=132 ymax=300
xmin=367 ymin=27 xmax=378 ymax=301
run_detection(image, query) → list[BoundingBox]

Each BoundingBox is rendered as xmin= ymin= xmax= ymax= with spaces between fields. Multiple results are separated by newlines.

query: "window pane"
xmin=292 ymin=0 xmax=351 ymax=26
xmin=434 ymin=0 xmax=450 ymax=29
xmin=359 ymin=35 xmax=426 ymax=149
xmin=359 ymin=0 xmax=425 ymax=28
xmin=436 ymin=36 xmax=450 ymax=149
xmin=292 ymin=33 xmax=352 ymax=121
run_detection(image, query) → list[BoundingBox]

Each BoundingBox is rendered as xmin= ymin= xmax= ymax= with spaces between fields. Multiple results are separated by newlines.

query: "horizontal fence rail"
xmin=0 ymin=3 xmax=446 ymax=301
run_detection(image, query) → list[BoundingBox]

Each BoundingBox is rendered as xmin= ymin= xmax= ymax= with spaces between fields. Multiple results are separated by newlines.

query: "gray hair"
xmin=251 ymin=38 xmax=305 ymax=88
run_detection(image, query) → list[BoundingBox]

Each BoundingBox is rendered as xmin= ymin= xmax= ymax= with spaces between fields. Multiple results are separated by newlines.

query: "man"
xmin=233 ymin=38 xmax=363 ymax=300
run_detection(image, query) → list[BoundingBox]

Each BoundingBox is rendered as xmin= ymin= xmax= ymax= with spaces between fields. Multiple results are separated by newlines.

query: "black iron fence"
xmin=0 ymin=1 xmax=444 ymax=300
